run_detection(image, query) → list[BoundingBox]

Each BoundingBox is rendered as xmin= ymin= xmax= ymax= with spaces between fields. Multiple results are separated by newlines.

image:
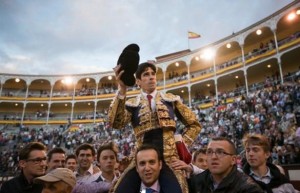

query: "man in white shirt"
xmin=75 ymin=143 xmax=100 ymax=183
xmin=72 ymin=143 xmax=117 ymax=193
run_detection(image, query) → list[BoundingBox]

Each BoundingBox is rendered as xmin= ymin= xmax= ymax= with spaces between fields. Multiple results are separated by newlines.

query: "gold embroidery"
xmin=109 ymin=91 xmax=201 ymax=193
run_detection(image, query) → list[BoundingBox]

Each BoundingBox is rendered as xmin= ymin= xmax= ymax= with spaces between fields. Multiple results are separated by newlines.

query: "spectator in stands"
xmin=75 ymin=143 xmax=100 ymax=183
xmin=47 ymin=147 xmax=66 ymax=172
xmin=0 ymin=142 xmax=47 ymax=193
xmin=295 ymin=146 xmax=300 ymax=163
xmin=34 ymin=168 xmax=76 ymax=193
xmin=114 ymin=161 xmax=121 ymax=178
xmin=66 ymin=154 xmax=77 ymax=172
xmin=295 ymin=107 xmax=300 ymax=147
xmin=117 ymin=156 xmax=130 ymax=175
xmin=109 ymin=62 xmax=201 ymax=193
xmin=192 ymin=148 xmax=208 ymax=170
xmin=242 ymin=134 xmax=299 ymax=193
xmin=72 ymin=142 xmax=118 ymax=193
xmin=188 ymin=137 xmax=263 ymax=193
xmin=94 ymin=142 xmax=118 ymax=183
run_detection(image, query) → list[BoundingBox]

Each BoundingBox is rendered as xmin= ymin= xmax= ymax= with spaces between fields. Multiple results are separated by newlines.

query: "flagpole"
xmin=187 ymin=31 xmax=190 ymax=50
xmin=187 ymin=31 xmax=201 ymax=50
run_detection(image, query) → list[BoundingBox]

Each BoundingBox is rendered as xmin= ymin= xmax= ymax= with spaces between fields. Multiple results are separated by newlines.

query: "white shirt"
xmin=76 ymin=164 xmax=101 ymax=184
xmin=140 ymin=180 xmax=160 ymax=193
xmin=98 ymin=172 xmax=118 ymax=183
xmin=249 ymin=167 xmax=272 ymax=184
xmin=142 ymin=90 xmax=157 ymax=111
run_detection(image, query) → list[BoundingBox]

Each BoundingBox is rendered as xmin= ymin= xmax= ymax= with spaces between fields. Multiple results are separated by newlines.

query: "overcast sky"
xmin=0 ymin=0 xmax=294 ymax=75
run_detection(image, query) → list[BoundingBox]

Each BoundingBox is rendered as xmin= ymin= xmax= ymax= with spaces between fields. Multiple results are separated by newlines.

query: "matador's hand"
xmin=113 ymin=64 xmax=127 ymax=95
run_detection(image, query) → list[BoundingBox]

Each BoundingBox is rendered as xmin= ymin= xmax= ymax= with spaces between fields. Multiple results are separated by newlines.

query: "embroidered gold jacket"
xmin=108 ymin=91 xmax=201 ymax=193
xmin=109 ymin=91 xmax=201 ymax=159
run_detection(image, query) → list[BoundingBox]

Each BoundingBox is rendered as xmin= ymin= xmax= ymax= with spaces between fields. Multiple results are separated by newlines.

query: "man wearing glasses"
xmin=0 ymin=142 xmax=47 ymax=193
xmin=188 ymin=137 xmax=263 ymax=193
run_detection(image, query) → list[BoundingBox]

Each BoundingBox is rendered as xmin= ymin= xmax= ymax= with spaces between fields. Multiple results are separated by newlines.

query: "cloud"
xmin=0 ymin=0 xmax=294 ymax=75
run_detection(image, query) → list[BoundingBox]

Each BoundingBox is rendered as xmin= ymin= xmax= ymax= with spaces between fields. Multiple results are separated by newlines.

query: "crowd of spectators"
xmin=192 ymin=81 xmax=300 ymax=164
xmin=168 ymin=70 xmax=188 ymax=83
xmin=2 ymin=30 xmax=300 ymax=101
xmin=1 ymin=71 xmax=300 ymax=180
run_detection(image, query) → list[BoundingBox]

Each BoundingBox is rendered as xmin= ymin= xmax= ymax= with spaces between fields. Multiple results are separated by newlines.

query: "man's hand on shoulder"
xmin=170 ymin=158 xmax=193 ymax=178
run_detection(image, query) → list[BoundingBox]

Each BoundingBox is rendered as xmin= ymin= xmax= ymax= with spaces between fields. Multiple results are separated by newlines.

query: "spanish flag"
xmin=188 ymin=31 xmax=201 ymax=39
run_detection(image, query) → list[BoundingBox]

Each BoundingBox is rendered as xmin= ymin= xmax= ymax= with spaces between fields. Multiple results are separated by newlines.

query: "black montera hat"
xmin=117 ymin=44 xmax=140 ymax=86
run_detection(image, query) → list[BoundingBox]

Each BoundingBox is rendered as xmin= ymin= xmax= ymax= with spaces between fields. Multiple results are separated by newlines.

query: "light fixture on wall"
xmin=287 ymin=12 xmax=296 ymax=21
xmin=201 ymin=49 xmax=215 ymax=60
xmin=256 ymin=29 xmax=262 ymax=35
xmin=62 ymin=77 xmax=73 ymax=85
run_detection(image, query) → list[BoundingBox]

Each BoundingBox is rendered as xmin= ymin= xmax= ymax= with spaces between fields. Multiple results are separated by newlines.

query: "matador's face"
xmin=136 ymin=67 xmax=157 ymax=94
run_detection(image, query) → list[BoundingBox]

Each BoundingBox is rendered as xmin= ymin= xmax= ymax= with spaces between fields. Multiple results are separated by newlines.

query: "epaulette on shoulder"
xmin=125 ymin=96 xmax=140 ymax=107
xmin=160 ymin=92 xmax=180 ymax=102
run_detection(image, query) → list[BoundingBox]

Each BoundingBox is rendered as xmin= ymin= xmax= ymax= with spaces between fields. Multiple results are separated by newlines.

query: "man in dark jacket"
xmin=243 ymin=134 xmax=299 ymax=193
xmin=0 ymin=142 xmax=47 ymax=193
xmin=135 ymin=144 xmax=163 ymax=193
xmin=189 ymin=137 xmax=263 ymax=193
